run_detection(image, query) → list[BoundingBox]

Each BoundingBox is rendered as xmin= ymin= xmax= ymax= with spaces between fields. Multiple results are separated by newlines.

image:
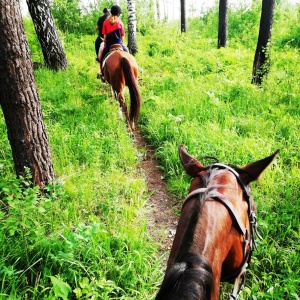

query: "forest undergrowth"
xmin=0 ymin=2 xmax=299 ymax=299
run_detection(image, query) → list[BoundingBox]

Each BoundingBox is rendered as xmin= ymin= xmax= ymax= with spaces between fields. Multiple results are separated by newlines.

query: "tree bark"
xmin=252 ymin=0 xmax=275 ymax=85
xmin=127 ymin=0 xmax=138 ymax=55
xmin=156 ymin=0 xmax=160 ymax=21
xmin=218 ymin=0 xmax=228 ymax=48
xmin=180 ymin=0 xmax=186 ymax=33
xmin=0 ymin=0 xmax=55 ymax=189
xmin=152 ymin=0 xmax=158 ymax=22
xmin=26 ymin=0 xmax=68 ymax=70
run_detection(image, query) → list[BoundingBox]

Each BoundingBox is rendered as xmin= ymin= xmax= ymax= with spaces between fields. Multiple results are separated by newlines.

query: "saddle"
xmin=109 ymin=44 xmax=123 ymax=52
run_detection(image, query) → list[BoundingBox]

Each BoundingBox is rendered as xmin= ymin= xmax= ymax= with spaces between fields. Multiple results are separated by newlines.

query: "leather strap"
xmin=208 ymin=191 xmax=247 ymax=236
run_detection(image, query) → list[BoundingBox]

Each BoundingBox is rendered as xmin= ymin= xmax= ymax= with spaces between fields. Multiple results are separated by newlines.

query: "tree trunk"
xmin=252 ymin=0 xmax=275 ymax=85
xmin=156 ymin=0 xmax=160 ymax=21
xmin=180 ymin=0 xmax=186 ymax=33
xmin=0 ymin=0 xmax=55 ymax=189
xmin=218 ymin=0 xmax=228 ymax=48
xmin=127 ymin=0 xmax=138 ymax=55
xmin=26 ymin=0 xmax=68 ymax=70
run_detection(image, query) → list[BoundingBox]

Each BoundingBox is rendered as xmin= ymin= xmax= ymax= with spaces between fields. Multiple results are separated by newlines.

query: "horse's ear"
xmin=239 ymin=149 xmax=280 ymax=185
xmin=178 ymin=145 xmax=206 ymax=177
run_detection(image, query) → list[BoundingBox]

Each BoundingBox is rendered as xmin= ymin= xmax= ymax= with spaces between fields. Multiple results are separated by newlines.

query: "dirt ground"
xmin=133 ymin=129 xmax=181 ymax=258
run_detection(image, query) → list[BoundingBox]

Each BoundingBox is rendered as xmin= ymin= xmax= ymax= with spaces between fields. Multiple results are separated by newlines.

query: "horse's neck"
xmin=193 ymin=200 xmax=233 ymax=255
xmin=192 ymin=201 xmax=232 ymax=300
xmin=168 ymin=197 xmax=234 ymax=274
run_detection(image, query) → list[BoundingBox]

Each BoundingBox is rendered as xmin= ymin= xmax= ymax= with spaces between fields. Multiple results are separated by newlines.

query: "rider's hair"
xmin=109 ymin=15 xmax=119 ymax=25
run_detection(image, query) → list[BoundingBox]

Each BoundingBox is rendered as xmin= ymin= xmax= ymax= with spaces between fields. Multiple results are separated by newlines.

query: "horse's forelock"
xmin=207 ymin=168 xmax=239 ymax=189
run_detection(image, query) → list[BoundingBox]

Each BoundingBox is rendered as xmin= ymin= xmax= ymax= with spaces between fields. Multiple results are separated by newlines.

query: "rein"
xmin=182 ymin=163 xmax=262 ymax=299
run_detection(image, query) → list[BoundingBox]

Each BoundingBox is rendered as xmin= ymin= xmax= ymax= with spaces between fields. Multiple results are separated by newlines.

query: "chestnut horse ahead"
xmin=156 ymin=145 xmax=279 ymax=300
xmin=102 ymin=45 xmax=141 ymax=132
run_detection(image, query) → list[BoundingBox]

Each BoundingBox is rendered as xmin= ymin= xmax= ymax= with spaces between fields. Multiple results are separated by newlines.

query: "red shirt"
xmin=102 ymin=20 xmax=125 ymax=46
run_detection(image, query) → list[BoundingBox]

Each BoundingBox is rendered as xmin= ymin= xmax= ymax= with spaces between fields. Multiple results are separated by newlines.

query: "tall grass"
xmin=0 ymin=23 xmax=159 ymax=300
xmin=0 ymin=3 xmax=299 ymax=299
xmin=137 ymin=4 xmax=300 ymax=299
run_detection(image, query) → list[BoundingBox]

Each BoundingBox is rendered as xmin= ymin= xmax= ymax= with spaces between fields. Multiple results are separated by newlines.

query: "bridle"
xmin=182 ymin=163 xmax=262 ymax=299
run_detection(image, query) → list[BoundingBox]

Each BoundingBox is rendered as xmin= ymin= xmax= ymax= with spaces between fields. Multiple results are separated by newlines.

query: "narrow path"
xmin=133 ymin=129 xmax=180 ymax=257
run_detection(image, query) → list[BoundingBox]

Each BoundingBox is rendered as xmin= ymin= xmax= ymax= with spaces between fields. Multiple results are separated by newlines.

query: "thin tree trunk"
xmin=153 ymin=0 xmax=157 ymax=21
xmin=127 ymin=0 xmax=138 ymax=55
xmin=218 ymin=0 xmax=228 ymax=48
xmin=252 ymin=0 xmax=275 ymax=85
xmin=26 ymin=0 xmax=68 ymax=70
xmin=181 ymin=0 xmax=186 ymax=32
xmin=0 ymin=0 xmax=55 ymax=189
xmin=156 ymin=0 xmax=160 ymax=21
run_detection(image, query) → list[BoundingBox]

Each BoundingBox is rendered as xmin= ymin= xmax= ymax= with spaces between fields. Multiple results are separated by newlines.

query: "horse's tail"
xmin=120 ymin=57 xmax=141 ymax=126
xmin=155 ymin=253 xmax=213 ymax=300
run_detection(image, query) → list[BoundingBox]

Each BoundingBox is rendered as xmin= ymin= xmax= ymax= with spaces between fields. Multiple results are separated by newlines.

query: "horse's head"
xmin=160 ymin=145 xmax=279 ymax=299
xmin=179 ymin=145 xmax=279 ymax=227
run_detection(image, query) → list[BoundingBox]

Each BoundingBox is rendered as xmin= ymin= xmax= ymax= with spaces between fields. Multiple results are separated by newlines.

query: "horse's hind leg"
xmin=110 ymin=87 xmax=122 ymax=118
xmin=111 ymin=80 xmax=132 ymax=132
xmin=111 ymin=86 xmax=118 ymax=100
xmin=117 ymin=92 xmax=132 ymax=132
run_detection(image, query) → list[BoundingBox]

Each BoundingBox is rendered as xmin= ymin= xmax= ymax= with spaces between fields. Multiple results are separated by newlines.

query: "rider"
xmin=95 ymin=8 xmax=110 ymax=61
xmin=97 ymin=5 xmax=128 ymax=82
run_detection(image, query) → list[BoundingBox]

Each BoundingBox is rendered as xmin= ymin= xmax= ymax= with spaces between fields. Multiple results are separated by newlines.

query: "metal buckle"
xmin=229 ymin=272 xmax=246 ymax=300
xmin=249 ymin=210 xmax=263 ymax=250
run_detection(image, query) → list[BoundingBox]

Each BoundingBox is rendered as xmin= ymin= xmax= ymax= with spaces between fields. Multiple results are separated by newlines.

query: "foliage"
xmin=1 ymin=2 xmax=299 ymax=299
xmin=50 ymin=0 xmax=131 ymax=35
xmin=228 ymin=5 xmax=261 ymax=48
xmin=51 ymin=0 xmax=83 ymax=33
xmin=0 ymin=167 xmax=159 ymax=299
xmin=273 ymin=4 xmax=300 ymax=48
xmin=0 ymin=23 xmax=159 ymax=300
xmin=50 ymin=0 xmax=114 ymax=35
xmin=50 ymin=0 xmax=160 ymax=36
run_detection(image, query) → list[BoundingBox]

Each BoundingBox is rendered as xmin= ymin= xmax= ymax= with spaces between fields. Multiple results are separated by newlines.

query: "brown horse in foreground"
xmin=156 ymin=145 xmax=279 ymax=300
xmin=102 ymin=45 xmax=141 ymax=132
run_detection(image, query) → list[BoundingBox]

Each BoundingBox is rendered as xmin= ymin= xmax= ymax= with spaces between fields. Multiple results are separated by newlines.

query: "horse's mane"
xmin=155 ymin=252 xmax=213 ymax=300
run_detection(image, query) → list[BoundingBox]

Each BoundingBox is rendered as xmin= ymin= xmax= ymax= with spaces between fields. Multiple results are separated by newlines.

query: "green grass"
xmin=136 ymin=7 xmax=300 ymax=299
xmin=1 ymin=4 xmax=300 ymax=299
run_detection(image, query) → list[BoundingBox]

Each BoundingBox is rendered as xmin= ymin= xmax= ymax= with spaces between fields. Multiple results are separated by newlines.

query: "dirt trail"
xmin=133 ymin=129 xmax=180 ymax=256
